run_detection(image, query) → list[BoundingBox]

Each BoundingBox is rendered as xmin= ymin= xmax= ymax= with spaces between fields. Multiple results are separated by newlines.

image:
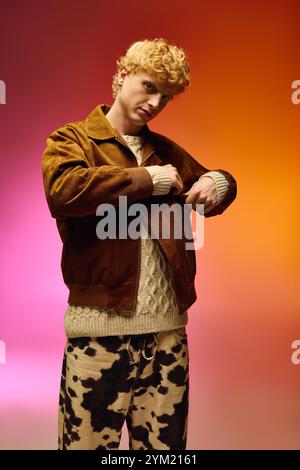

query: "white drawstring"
xmin=126 ymin=333 xmax=158 ymax=363
xmin=141 ymin=334 xmax=158 ymax=360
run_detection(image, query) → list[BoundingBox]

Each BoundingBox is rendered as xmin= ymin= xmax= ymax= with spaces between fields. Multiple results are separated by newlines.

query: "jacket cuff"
xmin=199 ymin=170 xmax=230 ymax=204
xmin=144 ymin=166 xmax=172 ymax=195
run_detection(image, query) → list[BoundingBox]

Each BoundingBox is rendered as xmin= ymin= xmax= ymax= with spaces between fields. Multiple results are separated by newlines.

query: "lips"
xmin=140 ymin=108 xmax=153 ymax=118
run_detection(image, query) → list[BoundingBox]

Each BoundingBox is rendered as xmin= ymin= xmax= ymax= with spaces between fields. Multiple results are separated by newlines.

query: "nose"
xmin=148 ymin=93 xmax=164 ymax=110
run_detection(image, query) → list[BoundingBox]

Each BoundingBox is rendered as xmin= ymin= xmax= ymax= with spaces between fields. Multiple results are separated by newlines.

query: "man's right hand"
xmin=163 ymin=164 xmax=184 ymax=194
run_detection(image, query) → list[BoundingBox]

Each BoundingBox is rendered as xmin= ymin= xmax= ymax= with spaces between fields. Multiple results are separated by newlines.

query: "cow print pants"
xmin=58 ymin=327 xmax=189 ymax=450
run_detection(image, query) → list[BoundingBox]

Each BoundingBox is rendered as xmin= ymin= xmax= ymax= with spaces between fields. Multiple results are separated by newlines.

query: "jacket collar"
xmin=85 ymin=103 xmax=154 ymax=140
xmin=85 ymin=104 xmax=118 ymax=140
xmin=84 ymin=104 xmax=164 ymax=164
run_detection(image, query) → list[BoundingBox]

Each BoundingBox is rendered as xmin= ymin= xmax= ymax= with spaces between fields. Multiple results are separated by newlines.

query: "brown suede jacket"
xmin=41 ymin=103 xmax=237 ymax=315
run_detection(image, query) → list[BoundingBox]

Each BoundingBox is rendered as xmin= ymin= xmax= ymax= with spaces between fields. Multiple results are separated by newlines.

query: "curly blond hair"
xmin=112 ymin=37 xmax=191 ymax=99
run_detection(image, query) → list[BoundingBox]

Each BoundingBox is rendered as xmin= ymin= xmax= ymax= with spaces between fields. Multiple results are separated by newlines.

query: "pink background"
xmin=0 ymin=0 xmax=299 ymax=449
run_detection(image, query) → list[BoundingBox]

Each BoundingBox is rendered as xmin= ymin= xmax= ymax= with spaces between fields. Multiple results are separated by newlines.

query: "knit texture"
xmin=199 ymin=170 xmax=229 ymax=203
xmin=144 ymin=165 xmax=172 ymax=195
xmin=64 ymin=133 xmax=188 ymax=337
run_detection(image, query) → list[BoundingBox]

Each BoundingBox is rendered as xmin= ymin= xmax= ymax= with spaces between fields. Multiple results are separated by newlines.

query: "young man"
xmin=42 ymin=38 xmax=237 ymax=450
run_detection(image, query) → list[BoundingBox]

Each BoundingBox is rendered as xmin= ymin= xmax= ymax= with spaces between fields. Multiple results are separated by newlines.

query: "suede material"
xmin=42 ymin=103 xmax=237 ymax=315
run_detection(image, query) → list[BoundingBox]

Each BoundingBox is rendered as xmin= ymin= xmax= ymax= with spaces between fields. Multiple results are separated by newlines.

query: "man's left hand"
xmin=183 ymin=176 xmax=218 ymax=214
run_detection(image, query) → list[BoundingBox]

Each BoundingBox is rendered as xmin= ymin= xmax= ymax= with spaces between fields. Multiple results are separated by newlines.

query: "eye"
xmin=144 ymin=83 xmax=153 ymax=90
xmin=144 ymin=82 xmax=173 ymax=102
xmin=161 ymin=95 xmax=173 ymax=104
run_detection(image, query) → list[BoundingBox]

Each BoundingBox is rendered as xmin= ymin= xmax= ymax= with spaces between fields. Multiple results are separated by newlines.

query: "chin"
xmin=134 ymin=108 xmax=145 ymax=121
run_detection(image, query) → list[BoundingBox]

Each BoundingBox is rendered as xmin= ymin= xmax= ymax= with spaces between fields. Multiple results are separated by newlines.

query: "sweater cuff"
xmin=199 ymin=171 xmax=230 ymax=204
xmin=145 ymin=166 xmax=172 ymax=195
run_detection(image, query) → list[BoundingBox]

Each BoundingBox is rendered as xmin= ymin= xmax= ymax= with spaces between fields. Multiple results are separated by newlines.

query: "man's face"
xmin=116 ymin=69 xmax=175 ymax=125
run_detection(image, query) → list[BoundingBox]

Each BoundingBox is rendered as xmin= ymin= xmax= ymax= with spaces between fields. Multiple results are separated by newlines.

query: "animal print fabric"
xmin=58 ymin=327 xmax=189 ymax=450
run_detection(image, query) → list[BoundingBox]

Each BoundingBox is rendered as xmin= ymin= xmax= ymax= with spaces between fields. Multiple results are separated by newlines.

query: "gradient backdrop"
xmin=0 ymin=0 xmax=299 ymax=449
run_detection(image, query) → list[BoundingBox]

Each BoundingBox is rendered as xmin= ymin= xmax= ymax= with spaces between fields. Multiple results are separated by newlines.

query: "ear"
xmin=118 ymin=68 xmax=128 ymax=86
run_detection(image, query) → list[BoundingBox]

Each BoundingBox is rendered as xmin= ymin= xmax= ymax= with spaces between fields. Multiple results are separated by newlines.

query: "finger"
xmin=175 ymin=179 xmax=184 ymax=193
xmin=185 ymin=193 xmax=199 ymax=205
xmin=176 ymin=173 xmax=184 ymax=186
xmin=173 ymin=181 xmax=183 ymax=194
xmin=173 ymin=174 xmax=184 ymax=192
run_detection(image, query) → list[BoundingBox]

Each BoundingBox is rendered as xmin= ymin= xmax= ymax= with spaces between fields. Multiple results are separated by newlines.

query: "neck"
xmin=105 ymin=99 xmax=144 ymax=136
